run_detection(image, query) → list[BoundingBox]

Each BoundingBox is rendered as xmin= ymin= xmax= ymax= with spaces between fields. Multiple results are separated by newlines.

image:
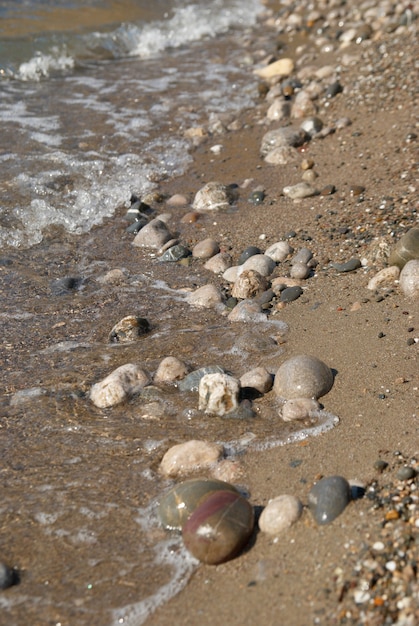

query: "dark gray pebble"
xmin=254 ymin=289 xmax=274 ymax=305
xmin=0 ymin=562 xmax=17 ymax=590
xmin=374 ymin=459 xmax=389 ymax=473
xmin=326 ymin=82 xmax=343 ymax=98
xmin=238 ymin=246 xmax=262 ymax=265
xmin=51 ymin=276 xmax=84 ymax=295
xmin=331 ymin=258 xmax=361 ymax=273
xmin=126 ymin=217 xmax=148 ymax=233
xmin=248 ymin=191 xmax=265 ymax=205
xmin=159 ymin=244 xmax=191 ymax=263
xmin=396 ymin=466 xmax=416 ymax=481
xmin=280 ymin=286 xmax=303 ymax=303
xmin=308 ymin=475 xmax=351 ymax=525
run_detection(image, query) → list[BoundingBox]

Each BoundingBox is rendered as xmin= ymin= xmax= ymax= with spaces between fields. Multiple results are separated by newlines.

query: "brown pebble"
xmin=181 ymin=211 xmax=200 ymax=224
xmin=385 ymin=510 xmax=400 ymax=521
xmin=301 ymin=158 xmax=315 ymax=170
xmin=349 ymin=185 xmax=365 ymax=197
xmin=320 ymin=184 xmax=336 ymax=196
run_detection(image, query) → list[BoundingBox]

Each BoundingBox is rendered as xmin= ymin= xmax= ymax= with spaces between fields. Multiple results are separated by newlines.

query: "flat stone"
xmin=283 ymin=182 xmax=318 ymax=199
xmin=331 ymin=258 xmax=361 ymax=273
xmin=280 ymin=286 xmax=303 ymax=302
xmin=254 ymin=57 xmax=294 ymax=79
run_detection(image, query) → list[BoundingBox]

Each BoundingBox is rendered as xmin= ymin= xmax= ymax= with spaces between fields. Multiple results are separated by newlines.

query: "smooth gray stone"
xmin=308 ymin=475 xmax=351 ymax=525
xmin=331 ymin=258 xmax=361 ymax=273
xmin=280 ymin=286 xmax=303 ymax=302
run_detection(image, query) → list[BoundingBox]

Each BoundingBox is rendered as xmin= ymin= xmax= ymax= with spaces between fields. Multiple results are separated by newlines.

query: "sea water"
xmin=0 ymin=0 xmax=262 ymax=248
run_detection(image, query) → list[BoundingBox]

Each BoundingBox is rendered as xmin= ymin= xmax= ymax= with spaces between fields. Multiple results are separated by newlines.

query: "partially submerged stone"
xmin=199 ymin=373 xmax=240 ymax=416
xmin=90 ymin=363 xmax=150 ymax=408
xmin=160 ymin=440 xmax=224 ymax=478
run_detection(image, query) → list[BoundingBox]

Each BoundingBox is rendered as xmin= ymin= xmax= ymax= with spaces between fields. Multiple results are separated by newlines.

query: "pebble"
xmin=154 ymin=356 xmax=190 ymax=384
xmin=166 ymin=193 xmax=188 ymax=206
xmin=98 ymin=268 xmax=128 ymax=285
xmin=238 ymin=246 xmax=262 ymax=265
xmin=300 ymin=116 xmax=323 ymax=137
xmin=399 ymin=259 xmax=419 ymax=298
xmin=396 ymin=466 xmax=416 ymax=481
xmin=290 ymin=262 xmax=310 ymax=280
xmin=291 ymin=89 xmax=317 ymax=118
xmin=192 ymin=181 xmax=236 ymax=211
xmin=240 ymin=254 xmax=276 ymax=277
xmin=159 ymin=244 xmax=191 ymax=262
xmin=204 ymin=252 xmax=233 ymax=274
xmin=227 ymin=300 xmax=268 ymax=323
xmin=283 ymin=182 xmax=318 ymax=199
xmin=198 ymin=373 xmax=240 ymax=416
xmin=265 ymin=241 xmax=294 ymax=262
xmin=248 ymin=190 xmax=265 ymax=205
xmin=264 ymin=145 xmax=299 ymax=166
xmin=261 ymin=127 xmax=307 ymax=156
xmin=239 ymin=367 xmax=273 ymax=394
xmin=158 ymin=478 xmax=239 ymax=531
xmin=331 ymin=258 xmax=361 ymax=273
xmin=266 ymin=98 xmax=291 ymax=122
xmin=281 ymin=397 xmax=320 ymax=421
xmin=177 ymin=366 xmax=224 ymax=393
xmin=273 ymin=354 xmax=334 ymax=400
xmin=159 ymin=440 xmax=224 ymax=478
xmin=279 ymin=285 xmax=303 ymax=303
xmin=192 ymin=238 xmax=220 ymax=259
xmin=367 ymin=266 xmax=400 ymax=291
xmin=258 ymin=494 xmax=303 ymax=535
xmin=325 ymin=81 xmax=343 ymax=98
xmin=182 ymin=490 xmax=254 ymax=565
xmin=232 ymin=269 xmax=269 ymax=300
xmin=90 ymin=363 xmax=151 ymax=408
xmin=308 ymin=475 xmax=351 ymax=525
xmin=109 ymin=316 xmax=150 ymax=343
xmin=223 ymin=265 xmax=240 ymax=283
xmin=292 ymin=249 xmax=313 ymax=266
xmin=181 ymin=211 xmax=200 ymax=224
xmin=388 ymin=226 xmax=419 ymax=269
xmin=185 ymin=284 xmax=224 ymax=309
xmin=0 ymin=563 xmax=16 ymax=590
xmin=51 ymin=276 xmax=83 ymax=295
xmin=254 ymin=57 xmax=294 ymax=79
xmin=132 ymin=218 xmax=172 ymax=249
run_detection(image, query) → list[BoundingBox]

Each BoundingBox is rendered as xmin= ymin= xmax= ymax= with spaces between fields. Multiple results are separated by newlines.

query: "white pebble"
xmin=367 ymin=266 xmax=400 ymax=290
xmin=281 ymin=397 xmax=320 ymax=421
xmin=240 ymin=367 xmax=273 ymax=394
xmin=154 ymin=357 xmax=190 ymax=383
xmin=265 ymin=241 xmax=294 ymax=262
xmin=198 ymin=373 xmax=240 ymax=416
xmin=283 ymin=182 xmax=318 ymax=199
xmin=159 ymin=440 xmax=224 ymax=478
xmin=90 ymin=363 xmax=150 ymax=408
xmin=204 ymin=252 xmax=233 ymax=274
xmin=185 ymin=284 xmax=224 ymax=309
xmin=258 ymin=495 xmax=303 ymax=535
xmin=399 ymin=259 xmax=419 ymax=298
xmin=240 ymin=254 xmax=276 ymax=277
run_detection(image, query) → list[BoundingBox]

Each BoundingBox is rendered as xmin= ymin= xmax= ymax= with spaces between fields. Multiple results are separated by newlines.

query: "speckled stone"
xmin=281 ymin=397 xmax=320 ymax=421
xmin=185 ymin=284 xmax=225 ymax=309
xmin=265 ymin=241 xmax=294 ymax=262
xmin=232 ymin=270 xmax=269 ymax=300
xmin=240 ymin=367 xmax=273 ymax=394
xmin=192 ymin=181 xmax=236 ymax=211
xmin=90 ymin=363 xmax=151 ymax=408
xmin=259 ymin=495 xmax=303 ymax=535
xmin=399 ymin=260 xmax=419 ymax=298
xmin=154 ymin=357 xmax=190 ymax=384
xmin=273 ymin=355 xmax=334 ymax=400
xmin=199 ymin=373 xmax=240 ymax=416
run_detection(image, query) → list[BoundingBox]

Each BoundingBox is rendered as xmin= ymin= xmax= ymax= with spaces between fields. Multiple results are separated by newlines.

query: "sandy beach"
xmin=1 ymin=1 xmax=418 ymax=624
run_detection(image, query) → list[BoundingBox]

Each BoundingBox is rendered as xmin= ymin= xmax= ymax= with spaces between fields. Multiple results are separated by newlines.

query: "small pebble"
xmin=193 ymin=181 xmax=236 ymax=211
xmin=331 ymin=258 xmax=361 ymax=273
xmin=248 ymin=190 xmax=265 ymax=205
xmin=238 ymin=246 xmax=262 ymax=265
xmin=283 ymin=182 xmax=318 ymax=199
xmin=396 ymin=466 xmax=416 ymax=481
xmin=109 ymin=316 xmax=150 ymax=343
xmin=185 ymin=284 xmax=224 ymax=309
xmin=308 ymin=475 xmax=351 ymax=525
xmin=282 ymin=397 xmax=320 ymax=421
xmin=240 ymin=367 xmax=273 ymax=394
xmin=192 ymin=238 xmax=220 ymax=259
xmin=154 ymin=357 xmax=190 ymax=384
xmin=198 ymin=373 xmax=240 ymax=416
xmin=132 ymin=218 xmax=172 ymax=249
xmin=90 ymin=363 xmax=150 ymax=408
xmin=160 ymin=440 xmax=224 ymax=478
xmin=265 ymin=241 xmax=294 ymax=262
xmin=204 ymin=252 xmax=233 ymax=274
xmin=258 ymin=495 xmax=303 ymax=535
xmin=280 ymin=286 xmax=303 ymax=303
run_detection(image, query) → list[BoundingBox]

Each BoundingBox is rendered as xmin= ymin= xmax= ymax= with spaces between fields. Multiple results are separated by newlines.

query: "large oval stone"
xmin=273 ymin=355 xmax=334 ymax=400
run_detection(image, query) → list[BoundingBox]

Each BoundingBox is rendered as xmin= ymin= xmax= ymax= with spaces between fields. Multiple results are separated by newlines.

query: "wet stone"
xmin=159 ymin=244 xmax=191 ymax=263
xmin=248 ymin=190 xmax=265 ymax=205
xmin=325 ymin=82 xmax=343 ymax=98
xmin=177 ymin=366 xmax=225 ymax=393
xmin=204 ymin=252 xmax=233 ymax=274
xmin=90 ymin=363 xmax=151 ymax=409
xmin=132 ymin=218 xmax=172 ymax=249
xmin=159 ymin=440 xmax=224 ymax=478
xmin=109 ymin=316 xmax=150 ymax=343
xmin=185 ymin=284 xmax=224 ymax=309
xmin=308 ymin=475 xmax=351 ymax=525
xmin=240 ymin=367 xmax=273 ymax=395
xmin=126 ymin=218 xmax=148 ymax=234
xmin=300 ymin=116 xmax=323 ymax=137
xmin=0 ymin=563 xmax=17 ymax=590
xmin=192 ymin=238 xmax=220 ymax=259
xmin=198 ymin=373 xmax=240 ymax=416
xmin=192 ymin=181 xmax=236 ymax=211
xmin=50 ymin=276 xmax=83 ymax=295
xmin=154 ymin=356 xmax=190 ymax=384
xmin=281 ymin=397 xmax=320 ymax=421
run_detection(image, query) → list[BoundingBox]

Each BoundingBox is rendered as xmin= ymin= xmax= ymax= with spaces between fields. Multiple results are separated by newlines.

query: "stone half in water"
xmin=308 ymin=475 xmax=351 ymax=525
xmin=182 ymin=490 xmax=254 ymax=565
xmin=273 ymin=354 xmax=334 ymax=400
xmin=158 ymin=478 xmax=240 ymax=531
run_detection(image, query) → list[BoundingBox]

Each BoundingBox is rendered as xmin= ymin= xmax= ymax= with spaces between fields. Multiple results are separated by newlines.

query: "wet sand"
xmin=0 ymin=1 xmax=418 ymax=625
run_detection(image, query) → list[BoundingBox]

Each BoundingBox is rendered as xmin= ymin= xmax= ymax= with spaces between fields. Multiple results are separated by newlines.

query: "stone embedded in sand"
xmin=154 ymin=356 xmax=190 ymax=384
xmin=90 ymin=363 xmax=150 ymax=408
xmin=281 ymin=397 xmax=320 ymax=421
xmin=132 ymin=218 xmax=172 ymax=249
xmin=283 ymin=182 xmax=318 ymax=199
xmin=367 ymin=265 xmax=400 ymax=290
xmin=308 ymin=475 xmax=351 ymax=525
xmin=227 ymin=300 xmax=268 ymax=323
xmin=254 ymin=57 xmax=294 ymax=79
xmin=192 ymin=181 xmax=236 ymax=211
xmin=259 ymin=495 xmax=303 ymax=535
xmin=264 ymin=145 xmax=299 ymax=166
xmin=160 ymin=440 xmax=224 ymax=478
xmin=185 ymin=284 xmax=224 ymax=309
xmin=399 ymin=259 xmax=419 ymax=298
xmin=240 ymin=367 xmax=273 ymax=394
xmin=273 ymin=355 xmax=334 ymax=400
xmin=192 ymin=238 xmax=220 ymax=259
xmin=199 ymin=373 xmax=240 ymax=416
xmin=266 ymin=98 xmax=291 ymax=122
xmin=232 ymin=269 xmax=269 ymax=300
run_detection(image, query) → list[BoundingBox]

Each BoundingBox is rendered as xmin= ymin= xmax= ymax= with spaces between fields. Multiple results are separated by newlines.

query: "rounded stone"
xmin=388 ymin=226 xmax=419 ymax=269
xmin=158 ymin=478 xmax=239 ymax=531
xmin=159 ymin=244 xmax=191 ymax=262
xmin=281 ymin=397 xmax=320 ymax=421
xmin=261 ymin=127 xmax=307 ymax=155
xmin=182 ymin=490 xmax=254 ymax=564
xmin=283 ymin=182 xmax=318 ymax=199
xmin=290 ymin=262 xmax=310 ymax=280
xmin=0 ymin=563 xmax=16 ymax=590
xmin=159 ymin=440 xmax=224 ymax=478
xmin=132 ymin=218 xmax=172 ymax=249
xmin=300 ymin=117 xmax=323 ymax=137
xmin=90 ymin=363 xmax=150 ymax=408
xmin=273 ymin=355 xmax=334 ymax=400
xmin=259 ymin=495 xmax=303 ymax=535
xmin=254 ymin=57 xmax=294 ymax=80
xmin=185 ymin=284 xmax=224 ymax=309
xmin=265 ymin=241 xmax=294 ymax=262
xmin=279 ymin=286 xmax=303 ymax=303
xmin=240 ymin=254 xmax=276 ymax=277
xmin=232 ymin=270 xmax=269 ymax=300
xmin=154 ymin=357 xmax=190 ymax=384
xmin=192 ymin=238 xmax=220 ymax=259
xmin=331 ymin=258 xmax=361 ymax=273
xmin=396 ymin=466 xmax=416 ymax=481
xmin=204 ymin=252 xmax=233 ymax=274
xmin=291 ymin=248 xmax=313 ymax=265
xmin=109 ymin=316 xmax=150 ymax=343
xmin=399 ymin=259 xmax=419 ymax=298
xmin=308 ymin=475 xmax=351 ymax=525
xmin=367 ymin=266 xmax=400 ymax=291
xmin=237 ymin=246 xmax=262 ymax=265
xmin=240 ymin=367 xmax=273 ymax=394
